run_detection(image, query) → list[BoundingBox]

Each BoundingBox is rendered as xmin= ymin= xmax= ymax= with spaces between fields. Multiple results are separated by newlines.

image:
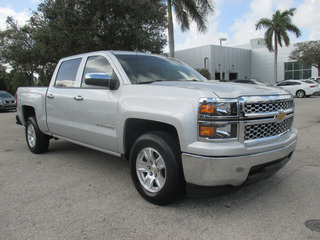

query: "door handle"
xmin=47 ymin=94 xmax=54 ymax=99
xmin=74 ymin=96 xmax=84 ymax=101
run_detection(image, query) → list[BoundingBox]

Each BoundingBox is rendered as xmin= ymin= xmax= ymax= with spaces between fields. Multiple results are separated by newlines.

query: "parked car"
xmin=229 ymin=79 xmax=272 ymax=86
xmin=308 ymin=77 xmax=320 ymax=83
xmin=0 ymin=91 xmax=16 ymax=111
xmin=275 ymin=80 xmax=320 ymax=98
xmin=299 ymin=80 xmax=320 ymax=95
xmin=300 ymin=79 xmax=319 ymax=85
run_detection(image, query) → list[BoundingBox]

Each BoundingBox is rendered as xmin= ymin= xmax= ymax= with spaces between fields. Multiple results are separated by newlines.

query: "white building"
xmin=174 ymin=38 xmax=318 ymax=84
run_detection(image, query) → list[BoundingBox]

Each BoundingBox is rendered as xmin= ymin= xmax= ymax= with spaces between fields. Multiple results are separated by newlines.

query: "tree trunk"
xmin=274 ymin=35 xmax=278 ymax=84
xmin=167 ymin=0 xmax=175 ymax=58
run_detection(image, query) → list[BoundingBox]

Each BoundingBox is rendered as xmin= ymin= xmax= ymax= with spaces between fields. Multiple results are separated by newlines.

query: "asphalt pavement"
xmin=0 ymin=96 xmax=320 ymax=240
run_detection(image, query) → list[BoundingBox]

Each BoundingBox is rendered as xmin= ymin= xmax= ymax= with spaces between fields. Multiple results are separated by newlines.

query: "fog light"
xmin=199 ymin=123 xmax=237 ymax=139
xmin=199 ymin=126 xmax=216 ymax=138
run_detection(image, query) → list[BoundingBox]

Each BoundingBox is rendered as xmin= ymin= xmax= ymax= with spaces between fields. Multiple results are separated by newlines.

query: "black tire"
xmin=296 ymin=90 xmax=305 ymax=98
xmin=25 ymin=116 xmax=50 ymax=154
xmin=129 ymin=131 xmax=185 ymax=205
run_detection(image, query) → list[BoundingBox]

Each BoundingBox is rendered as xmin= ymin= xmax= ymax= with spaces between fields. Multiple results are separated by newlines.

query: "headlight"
xmin=199 ymin=98 xmax=238 ymax=118
xmin=198 ymin=98 xmax=239 ymax=141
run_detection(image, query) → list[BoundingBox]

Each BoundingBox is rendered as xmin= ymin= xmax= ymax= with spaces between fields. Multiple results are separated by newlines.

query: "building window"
xmin=284 ymin=61 xmax=311 ymax=80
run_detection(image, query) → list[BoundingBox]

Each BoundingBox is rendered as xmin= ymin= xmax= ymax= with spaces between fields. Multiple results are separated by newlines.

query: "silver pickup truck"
xmin=16 ymin=51 xmax=297 ymax=205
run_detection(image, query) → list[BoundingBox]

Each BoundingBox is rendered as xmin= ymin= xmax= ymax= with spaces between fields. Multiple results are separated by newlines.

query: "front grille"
xmin=245 ymin=99 xmax=294 ymax=114
xmin=245 ymin=117 xmax=293 ymax=140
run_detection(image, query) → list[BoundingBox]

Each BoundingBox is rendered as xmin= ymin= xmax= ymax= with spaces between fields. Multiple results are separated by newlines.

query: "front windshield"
xmin=253 ymin=80 xmax=271 ymax=86
xmin=114 ymin=54 xmax=207 ymax=84
xmin=0 ymin=92 xmax=13 ymax=98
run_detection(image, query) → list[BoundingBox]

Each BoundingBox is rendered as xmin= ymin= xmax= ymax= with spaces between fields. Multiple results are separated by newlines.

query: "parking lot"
xmin=1 ymin=96 xmax=320 ymax=240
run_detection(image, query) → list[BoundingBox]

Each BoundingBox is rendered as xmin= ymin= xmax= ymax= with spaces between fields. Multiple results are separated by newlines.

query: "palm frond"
xmin=265 ymin=28 xmax=274 ymax=51
xmin=172 ymin=0 xmax=213 ymax=33
xmin=281 ymin=8 xmax=296 ymax=17
xmin=286 ymin=23 xmax=301 ymax=37
xmin=255 ymin=18 xmax=272 ymax=30
xmin=183 ymin=0 xmax=206 ymax=32
xmin=172 ymin=0 xmax=190 ymax=32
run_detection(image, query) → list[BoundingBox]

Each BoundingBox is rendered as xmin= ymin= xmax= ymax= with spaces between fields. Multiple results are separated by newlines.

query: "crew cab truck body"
xmin=16 ymin=51 xmax=297 ymax=205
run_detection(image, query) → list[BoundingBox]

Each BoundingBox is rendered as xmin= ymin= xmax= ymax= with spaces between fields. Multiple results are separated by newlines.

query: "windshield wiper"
xmin=137 ymin=80 xmax=166 ymax=84
xmin=185 ymin=79 xmax=200 ymax=82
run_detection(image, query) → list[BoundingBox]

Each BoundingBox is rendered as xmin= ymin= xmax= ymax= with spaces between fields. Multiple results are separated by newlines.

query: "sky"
xmin=1 ymin=0 xmax=320 ymax=51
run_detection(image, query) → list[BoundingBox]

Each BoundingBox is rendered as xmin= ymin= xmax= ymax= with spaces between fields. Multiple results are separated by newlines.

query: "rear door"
xmin=286 ymin=82 xmax=302 ymax=95
xmin=277 ymin=81 xmax=295 ymax=95
xmin=46 ymin=57 xmax=82 ymax=139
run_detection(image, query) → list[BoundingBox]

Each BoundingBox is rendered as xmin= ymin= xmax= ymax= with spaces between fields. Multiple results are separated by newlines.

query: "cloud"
xmin=229 ymin=0 xmax=295 ymax=46
xmin=294 ymin=0 xmax=320 ymax=40
xmin=0 ymin=6 xmax=30 ymax=30
xmin=170 ymin=0 xmax=309 ymax=51
xmin=174 ymin=14 xmax=227 ymax=51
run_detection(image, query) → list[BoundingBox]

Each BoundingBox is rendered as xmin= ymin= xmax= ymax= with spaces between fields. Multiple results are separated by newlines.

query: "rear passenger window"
xmin=55 ymin=58 xmax=82 ymax=87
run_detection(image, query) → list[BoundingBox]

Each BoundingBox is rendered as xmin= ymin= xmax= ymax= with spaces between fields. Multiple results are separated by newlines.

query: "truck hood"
xmin=151 ymin=81 xmax=289 ymax=98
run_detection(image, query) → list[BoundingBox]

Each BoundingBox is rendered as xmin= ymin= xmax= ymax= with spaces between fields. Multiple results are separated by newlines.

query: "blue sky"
xmin=1 ymin=0 xmax=319 ymax=51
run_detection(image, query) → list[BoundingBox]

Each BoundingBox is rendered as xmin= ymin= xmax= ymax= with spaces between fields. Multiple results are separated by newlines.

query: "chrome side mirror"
xmin=84 ymin=73 xmax=119 ymax=90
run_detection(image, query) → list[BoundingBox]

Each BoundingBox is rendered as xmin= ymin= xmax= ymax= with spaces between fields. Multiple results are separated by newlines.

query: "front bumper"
xmin=181 ymin=129 xmax=297 ymax=187
xmin=0 ymin=104 xmax=16 ymax=111
xmin=312 ymin=91 xmax=320 ymax=96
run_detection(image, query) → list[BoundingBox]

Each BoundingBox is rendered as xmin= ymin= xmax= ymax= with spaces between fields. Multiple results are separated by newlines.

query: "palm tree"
xmin=167 ymin=0 xmax=214 ymax=58
xmin=255 ymin=8 xmax=301 ymax=84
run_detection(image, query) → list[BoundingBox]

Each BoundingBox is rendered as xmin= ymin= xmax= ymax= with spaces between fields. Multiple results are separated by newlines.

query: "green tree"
xmin=0 ymin=65 xmax=10 ymax=91
xmin=31 ymin=0 xmax=167 ymax=58
xmin=167 ymin=0 xmax=214 ymax=58
xmin=31 ymin=0 xmax=167 ymax=84
xmin=8 ymin=70 xmax=30 ymax=94
xmin=255 ymin=8 xmax=301 ymax=84
xmin=0 ymin=0 xmax=168 ymax=86
xmin=289 ymin=40 xmax=320 ymax=76
xmin=195 ymin=68 xmax=210 ymax=79
xmin=0 ymin=17 xmax=37 ymax=86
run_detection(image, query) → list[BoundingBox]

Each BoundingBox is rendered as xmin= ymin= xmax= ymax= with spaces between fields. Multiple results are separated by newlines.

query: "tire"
xmin=296 ymin=90 xmax=305 ymax=98
xmin=25 ymin=116 xmax=50 ymax=154
xmin=129 ymin=131 xmax=185 ymax=205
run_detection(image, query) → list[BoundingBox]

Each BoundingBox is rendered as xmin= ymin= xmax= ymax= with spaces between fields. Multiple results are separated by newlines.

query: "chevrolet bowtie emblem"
xmin=276 ymin=111 xmax=286 ymax=121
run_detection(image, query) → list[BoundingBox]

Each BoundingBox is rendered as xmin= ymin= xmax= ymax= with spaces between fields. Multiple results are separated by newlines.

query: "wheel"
xmin=25 ymin=116 xmax=50 ymax=154
xmin=296 ymin=90 xmax=305 ymax=98
xmin=129 ymin=131 xmax=185 ymax=205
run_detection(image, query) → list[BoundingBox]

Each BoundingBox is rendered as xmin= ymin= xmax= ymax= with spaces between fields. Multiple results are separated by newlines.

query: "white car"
xmin=308 ymin=77 xmax=320 ymax=86
xmin=275 ymin=80 xmax=320 ymax=98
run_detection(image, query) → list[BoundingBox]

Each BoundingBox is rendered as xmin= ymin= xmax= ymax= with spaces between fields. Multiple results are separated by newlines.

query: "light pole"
xmin=219 ymin=38 xmax=227 ymax=80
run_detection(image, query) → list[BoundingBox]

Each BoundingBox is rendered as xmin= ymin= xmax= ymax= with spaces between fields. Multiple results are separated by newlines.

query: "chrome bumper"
xmin=181 ymin=130 xmax=297 ymax=187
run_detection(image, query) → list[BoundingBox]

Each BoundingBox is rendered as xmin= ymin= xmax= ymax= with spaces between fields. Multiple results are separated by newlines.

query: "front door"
xmin=72 ymin=55 xmax=120 ymax=152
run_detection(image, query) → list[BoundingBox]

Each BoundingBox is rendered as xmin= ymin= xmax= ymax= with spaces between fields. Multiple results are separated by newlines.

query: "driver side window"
xmin=81 ymin=56 xmax=117 ymax=88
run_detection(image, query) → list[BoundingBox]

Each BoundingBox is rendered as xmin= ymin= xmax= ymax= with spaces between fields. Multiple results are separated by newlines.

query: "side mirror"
xmin=84 ymin=73 xmax=119 ymax=90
